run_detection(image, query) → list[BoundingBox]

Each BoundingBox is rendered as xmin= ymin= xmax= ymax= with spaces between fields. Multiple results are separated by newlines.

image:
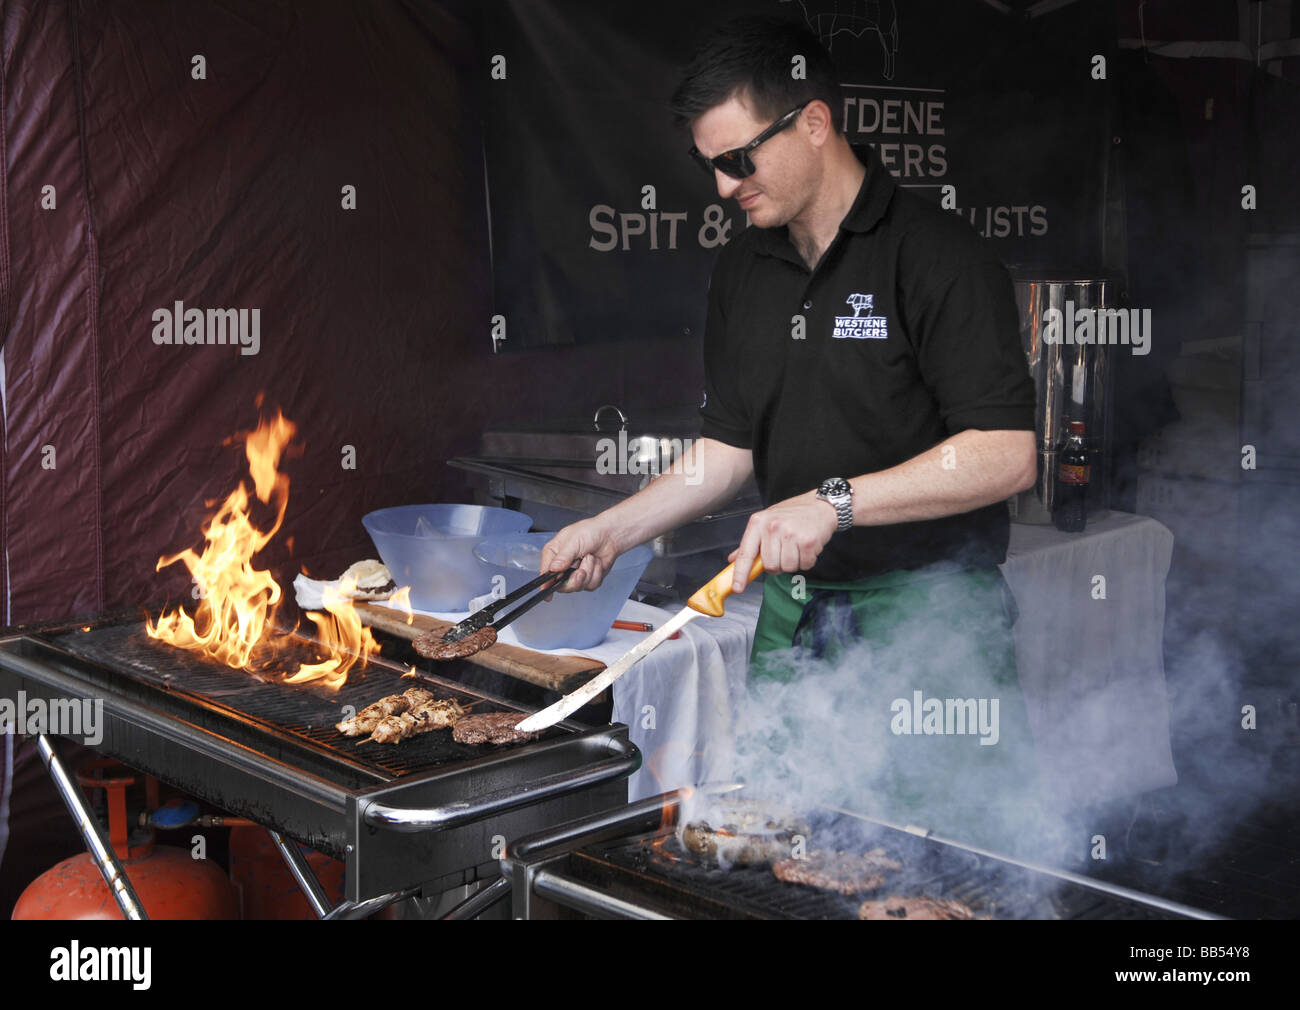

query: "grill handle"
xmin=359 ymin=733 xmax=639 ymax=833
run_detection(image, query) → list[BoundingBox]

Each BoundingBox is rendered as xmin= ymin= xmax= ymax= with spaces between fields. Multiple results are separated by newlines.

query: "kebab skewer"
xmin=335 ymin=686 xmax=467 ymax=744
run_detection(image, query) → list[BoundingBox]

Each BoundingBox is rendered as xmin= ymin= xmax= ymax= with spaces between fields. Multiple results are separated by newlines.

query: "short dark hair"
xmin=669 ymin=16 xmax=843 ymax=133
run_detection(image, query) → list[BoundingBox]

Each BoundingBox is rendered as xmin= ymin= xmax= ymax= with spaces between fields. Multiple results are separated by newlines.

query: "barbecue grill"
xmin=502 ymin=790 xmax=1226 ymax=920
xmin=0 ymin=612 xmax=638 ymax=914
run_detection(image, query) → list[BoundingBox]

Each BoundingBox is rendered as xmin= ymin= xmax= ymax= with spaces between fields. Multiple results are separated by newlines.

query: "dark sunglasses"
xmin=688 ymin=100 xmax=812 ymax=179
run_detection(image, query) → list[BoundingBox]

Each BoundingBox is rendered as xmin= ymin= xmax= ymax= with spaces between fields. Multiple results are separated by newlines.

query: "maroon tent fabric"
xmin=0 ymin=0 xmax=493 ymax=624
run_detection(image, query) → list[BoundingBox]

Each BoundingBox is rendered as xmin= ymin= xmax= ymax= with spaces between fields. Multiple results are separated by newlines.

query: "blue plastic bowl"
xmin=362 ymin=504 xmax=532 ymax=612
xmin=473 ymin=534 xmax=653 ymax=650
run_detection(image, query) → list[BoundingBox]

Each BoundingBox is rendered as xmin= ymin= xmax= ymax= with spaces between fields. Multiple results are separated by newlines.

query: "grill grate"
xmin=43 ymin=621 xmax=547 ymax=779
xmin=575 ymin=823 xmax=1176 ymax=920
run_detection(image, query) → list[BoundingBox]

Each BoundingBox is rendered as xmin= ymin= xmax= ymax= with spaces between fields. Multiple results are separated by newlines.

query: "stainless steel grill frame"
xmin=0 ymin=614 xmax=639 ymax=906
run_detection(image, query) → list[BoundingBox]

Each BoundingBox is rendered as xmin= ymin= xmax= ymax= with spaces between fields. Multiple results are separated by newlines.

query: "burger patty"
xmin=413 ymin=626 xmax=498 ymax=661
xmin=772 ymin=849 xmax=904 ymax=895
xmin=857 ymin=896 xmax=976 ymax=920
xmin=347 ymin=580 xmax=397 ymax=601
xmin=452 ymin=711 xmax=538 ymax=745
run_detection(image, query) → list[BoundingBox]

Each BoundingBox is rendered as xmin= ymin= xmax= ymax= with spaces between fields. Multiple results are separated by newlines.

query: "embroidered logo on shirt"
xmin=832 ymin=293 xmax=888 ymax=340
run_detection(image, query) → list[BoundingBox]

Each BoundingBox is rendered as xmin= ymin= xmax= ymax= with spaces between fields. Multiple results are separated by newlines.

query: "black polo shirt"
xmin=699 ymin=143 xmax=1036 ymax=581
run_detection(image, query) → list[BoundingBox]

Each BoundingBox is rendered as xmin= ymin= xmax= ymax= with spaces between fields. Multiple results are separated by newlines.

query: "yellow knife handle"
xmin=687 ymin=558 xmax=766 ymax=617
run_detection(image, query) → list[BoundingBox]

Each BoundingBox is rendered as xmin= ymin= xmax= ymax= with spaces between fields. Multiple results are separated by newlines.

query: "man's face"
xmin=690 ymin=93 xmax=816 ymax=229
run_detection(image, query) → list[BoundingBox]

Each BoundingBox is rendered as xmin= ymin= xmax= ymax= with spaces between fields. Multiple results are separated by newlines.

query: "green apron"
xmin=747 ymin=566 xmax=1045 ymax=857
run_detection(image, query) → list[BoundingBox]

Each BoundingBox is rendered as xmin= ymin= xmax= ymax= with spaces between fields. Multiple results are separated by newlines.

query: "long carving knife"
xmin=514 ymin=558 xmax=764 ymax=733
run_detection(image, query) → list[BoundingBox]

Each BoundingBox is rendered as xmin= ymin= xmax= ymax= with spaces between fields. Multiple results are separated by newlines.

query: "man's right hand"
xmin=540 ymin=517 xmax=623 ymax=592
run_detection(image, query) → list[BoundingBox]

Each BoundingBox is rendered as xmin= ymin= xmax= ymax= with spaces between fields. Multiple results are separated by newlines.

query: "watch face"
xmin=820 ymin=477 xmax=850 ymax=497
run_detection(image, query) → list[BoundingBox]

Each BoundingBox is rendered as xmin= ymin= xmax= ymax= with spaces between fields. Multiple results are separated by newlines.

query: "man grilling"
xmin=541 ymin=16 xmax=1042 ymax=851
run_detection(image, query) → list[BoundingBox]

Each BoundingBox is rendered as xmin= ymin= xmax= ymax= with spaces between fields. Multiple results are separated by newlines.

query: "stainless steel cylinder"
xmin=1011 ymin=277 xmax=1115 ymax=524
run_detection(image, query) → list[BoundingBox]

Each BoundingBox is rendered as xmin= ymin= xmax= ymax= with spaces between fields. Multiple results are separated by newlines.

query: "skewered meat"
xmin=452 ymin=711 xmax=538 ymax=745
xmin=857 ymin=896 xmax=976 ymax=920
xmin=369 ymin=712 xmax=416 ymax=744
xmin=335 ymin=686 xmax=459 ymax=740
xmin=366 ymin=699 xmax=465 ymax=744
xmin=401 ymin=687 xmax=436 ymax=708
xmin=413 ymin=626 xmax=497 ymax=661
xmin=679 ymin=798 xmax=810 ymax=866
xmin=335 ymin=692 xmax=410 ymax=736
xmin=403 ymin=698 xmax=465 ymax=732
xmin=681 ymin=824 xmax=799 ymax=866
xmin=772 ymin=849 xmax=904 ymax=895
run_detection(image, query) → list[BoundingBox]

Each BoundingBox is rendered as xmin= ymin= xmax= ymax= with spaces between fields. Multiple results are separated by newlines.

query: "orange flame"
xmin=282 ymin=576 xmax=379 ymax=691
xmin=389 ymin=586 xmax=415 ymax=625
xmin=145 ymin=404 xmax=376 ymax=691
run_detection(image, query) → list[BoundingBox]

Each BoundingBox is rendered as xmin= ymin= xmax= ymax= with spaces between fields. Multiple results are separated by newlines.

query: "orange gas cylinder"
xmin=10 ymin=761 xmax=239 ymax=921
xmin=12 ymin=846 xmax=240 ymax=920
xmin=228 ymin=825 xmax=345 ymax=920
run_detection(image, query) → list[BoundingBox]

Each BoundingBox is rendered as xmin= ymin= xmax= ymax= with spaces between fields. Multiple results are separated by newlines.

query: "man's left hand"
xmin=727 ymin=491 xmax=840 ymax=592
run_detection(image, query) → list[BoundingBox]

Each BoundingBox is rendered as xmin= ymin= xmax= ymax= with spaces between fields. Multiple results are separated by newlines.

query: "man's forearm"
xmin=601 ymin=437 xmax=753 ymax=551
xmin=848 ymin=429 xmax=1036 ymax=526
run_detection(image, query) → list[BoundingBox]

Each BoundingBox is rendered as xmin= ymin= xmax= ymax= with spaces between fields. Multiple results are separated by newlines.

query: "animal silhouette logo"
xmin=846 ymin=293 xmax=875 ymax=318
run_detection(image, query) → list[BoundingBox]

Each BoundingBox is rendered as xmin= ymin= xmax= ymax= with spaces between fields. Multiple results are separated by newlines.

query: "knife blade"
xmin=514 ymin=558 xmax=763 ymax=733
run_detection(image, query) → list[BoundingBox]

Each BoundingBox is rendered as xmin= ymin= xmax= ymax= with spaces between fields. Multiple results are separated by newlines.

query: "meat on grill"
xmin=402 ymin=687 xmax=436 ymax=708
xmin=452 ymin=711 xmax=538 ymax=745
xmin=335 ymin=685 xmax=462 ymax=743
xmin=407 ymin=697 xmax=465 ymax=730
xmin=772 ymin=849 xmax=904 ymax=895
xmin=681 ymin=823 xmax=797 ymax=866
xmin=335 ymin=691 xmax=413 ymax=736
xmin=367 ymin=697 xmax=466 ymax=744
xmin=857 ymin=896 xmax=976 ymax=920
xmin=369 ymin=712 xmax=417 ymax=744
xmin=413 ymin=626 xmax=498 ymax=661
xmin=679 ymin=798 xmax=810 ymax=866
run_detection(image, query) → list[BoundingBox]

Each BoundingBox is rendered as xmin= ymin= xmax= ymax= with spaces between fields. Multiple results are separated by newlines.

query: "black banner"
xmin=480 ymin=0 xmax=1118 ymax=349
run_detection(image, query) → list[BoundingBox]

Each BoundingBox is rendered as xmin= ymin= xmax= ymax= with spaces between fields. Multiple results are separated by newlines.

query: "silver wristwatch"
xmin=816 ymin=477 xmax=854 ymax=532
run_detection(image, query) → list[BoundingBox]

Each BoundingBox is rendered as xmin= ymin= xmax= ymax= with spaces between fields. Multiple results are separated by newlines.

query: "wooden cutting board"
xmin=354 ymin=602 xmax=605 ymax=693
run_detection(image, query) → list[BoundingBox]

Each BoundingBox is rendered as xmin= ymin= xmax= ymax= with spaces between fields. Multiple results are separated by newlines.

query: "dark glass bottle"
xmin=1054 ymin=421 xmax=1089 ymax=533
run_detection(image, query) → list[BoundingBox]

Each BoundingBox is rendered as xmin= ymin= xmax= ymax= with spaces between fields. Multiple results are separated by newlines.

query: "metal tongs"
xmin=436 ymin=564 xmax=579 ymax=644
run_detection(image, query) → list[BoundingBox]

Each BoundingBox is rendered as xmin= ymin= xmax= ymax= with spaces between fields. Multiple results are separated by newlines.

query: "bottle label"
xmin=1059 ymin=463 xmax=1089 ymax=485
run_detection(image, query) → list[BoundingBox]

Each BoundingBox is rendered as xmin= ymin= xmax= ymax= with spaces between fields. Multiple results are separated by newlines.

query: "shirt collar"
xmin=749 ymin=143 xmax=895 ymax=260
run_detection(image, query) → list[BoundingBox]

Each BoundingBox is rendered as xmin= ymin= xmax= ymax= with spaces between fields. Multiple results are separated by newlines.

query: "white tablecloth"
xmin=1002 ymin=512 xmax=1178 ymax=808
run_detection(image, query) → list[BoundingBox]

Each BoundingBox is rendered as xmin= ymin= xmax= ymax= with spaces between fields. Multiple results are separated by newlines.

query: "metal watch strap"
xmin=816 ymin=478 xmax=854 ymax=532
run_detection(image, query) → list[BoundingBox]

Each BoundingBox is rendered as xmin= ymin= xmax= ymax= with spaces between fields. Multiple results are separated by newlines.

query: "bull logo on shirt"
xmin=833 ymin=293 xmax=889 ymax=339
xmin=846 ymin=293 xmax=874 ymax=318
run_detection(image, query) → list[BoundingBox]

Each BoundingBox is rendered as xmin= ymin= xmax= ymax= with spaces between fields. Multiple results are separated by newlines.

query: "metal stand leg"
xmin=442 ymin=875 xmax=511 ymax=920
xmin=37 ymin=734 xmax=147 ymax=920
xmin=267 ymin=828 xmax=423 ymax=920
xmin=267 ymin=830 xmax=332 ymax=919
xmin=322 ymin=886 xmax=423 ymax=920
